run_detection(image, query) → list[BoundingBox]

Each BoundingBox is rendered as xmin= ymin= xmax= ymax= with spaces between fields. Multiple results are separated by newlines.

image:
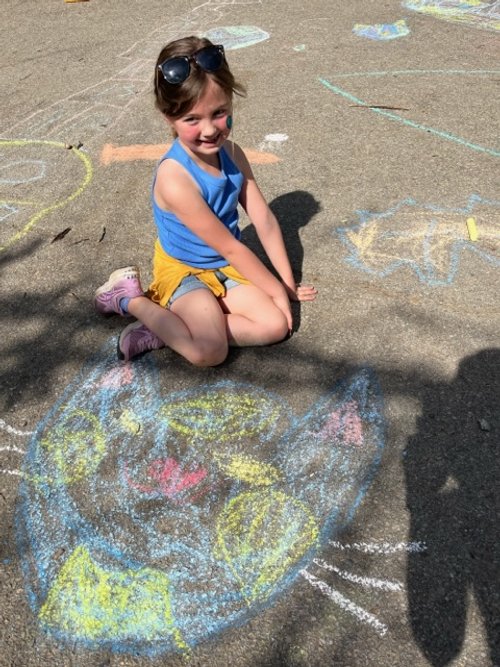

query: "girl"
xmin=95 ymin=36 xmax=317 ymax=365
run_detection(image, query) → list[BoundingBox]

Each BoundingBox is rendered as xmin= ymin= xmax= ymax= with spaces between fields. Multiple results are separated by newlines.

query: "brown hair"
xmin=154 ymin=36 xmax=246 ymax=119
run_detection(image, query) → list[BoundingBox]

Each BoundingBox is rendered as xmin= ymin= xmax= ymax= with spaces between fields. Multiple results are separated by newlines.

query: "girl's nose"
xmin=200 ymin=119 xmax=217 ymax=137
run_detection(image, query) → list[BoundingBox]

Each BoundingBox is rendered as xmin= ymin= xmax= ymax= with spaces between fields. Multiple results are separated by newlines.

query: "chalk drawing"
xmin=403 ymin=0 xmax=500 ymax=32
xmin=16 ymin=339 xmax=385 ymax=655
xmin=335 ymin=194 xmax=500 ymax=286
xmin=301 ymin=541 xmax=427 ymax=636
xmin=0 ymin=139 xmax=93 ymax=253
xmin=0 ymin=446 xmax=26 ymax=455
xmin=0 ymin=421 xmax=31 ymax=479
xmin=319 ymin=77 xmax=500 ymax=159
xmin=329 ymin=539 xmax=427 ymax=554
xmin=202 ymin=25 xmax=270 ymax=49
xmin=301 ymin=569 xmax=390 ymax=636
xmin=0 ymin=159 xmax=47 ymax=185
xmin=353 ymin=20 xmax=411 ymax=40
xmin=0 ymin=419 xmax=33 ymax=437
xmin=313 ymin=558 xmax=404 ymax=591
xmin=0 ymin=469 xmax=23 ymax=478
xmin=100 ymin=143 xmax=280 ymax=166
xmin=258 ymin=133 xmax=289 ymax=153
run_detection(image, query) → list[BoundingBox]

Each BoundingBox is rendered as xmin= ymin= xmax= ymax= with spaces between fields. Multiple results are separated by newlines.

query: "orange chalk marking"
xmin=100 ymin=143 xmax=280 ymax=166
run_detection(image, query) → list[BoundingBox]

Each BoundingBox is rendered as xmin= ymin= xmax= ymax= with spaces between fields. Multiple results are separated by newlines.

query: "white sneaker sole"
xmin=94 ymin=266 xmax=140 ymax=298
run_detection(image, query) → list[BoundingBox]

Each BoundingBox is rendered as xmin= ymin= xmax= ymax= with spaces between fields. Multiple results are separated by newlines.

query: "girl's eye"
xmin=183 ymin=117 xmax=197 ymax=124
xmin=214 ymin=109 xmax=226 ymax=118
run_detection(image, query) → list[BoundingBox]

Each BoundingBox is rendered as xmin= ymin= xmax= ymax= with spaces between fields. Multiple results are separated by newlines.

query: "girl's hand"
xmin=286 ymin=283 xmax=318 ymax=302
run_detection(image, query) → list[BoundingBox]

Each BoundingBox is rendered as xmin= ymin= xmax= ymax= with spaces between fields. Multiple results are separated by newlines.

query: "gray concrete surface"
xmin=1 ymin=1 xmax=499 ymax=666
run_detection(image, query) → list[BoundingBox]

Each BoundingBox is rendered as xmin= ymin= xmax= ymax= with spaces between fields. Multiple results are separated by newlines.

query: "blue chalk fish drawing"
xmin=16 ymin=342 xmax=384 ymax=656
xmin=336 ymin=194 xmax=500 ymax=286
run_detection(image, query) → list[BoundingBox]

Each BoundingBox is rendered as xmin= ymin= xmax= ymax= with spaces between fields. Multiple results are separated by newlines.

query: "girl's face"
xmin=168 ymin=78 xmax=232 ymax=164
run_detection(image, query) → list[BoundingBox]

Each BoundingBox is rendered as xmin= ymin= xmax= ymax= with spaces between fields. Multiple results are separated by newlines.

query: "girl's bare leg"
xmin=128 ymin=290 xmax=228 ymax=366
xmin=220 ymin=284 xmax=289 ymax=347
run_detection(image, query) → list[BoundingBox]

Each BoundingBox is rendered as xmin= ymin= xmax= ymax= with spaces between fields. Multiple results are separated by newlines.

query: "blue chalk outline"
xmin=16 ymin=341 xmax=385 ymax=656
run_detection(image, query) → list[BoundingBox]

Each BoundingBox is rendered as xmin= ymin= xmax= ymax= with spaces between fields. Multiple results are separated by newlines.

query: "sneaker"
xmin=94 ymin=266 xmax=144 ymax=316
xmin=118 ymin=320 xmax=165 ymax=361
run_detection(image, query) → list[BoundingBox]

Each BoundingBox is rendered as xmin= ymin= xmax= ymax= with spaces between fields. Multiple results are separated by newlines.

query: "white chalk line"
xmin=0 ymin=468 xmax=23 ymax=477
xmin=313 ymin=558 xmax=404 ymax=592
xmin=0 ymin=446 xmax=26 ymax=455
xmin=329 ymin=540 xmax=427 ymax=554
xmin=0 ymin=419 xmax=33 ymax=437
xmin=300 ymin=569 xmax=388 ymax=637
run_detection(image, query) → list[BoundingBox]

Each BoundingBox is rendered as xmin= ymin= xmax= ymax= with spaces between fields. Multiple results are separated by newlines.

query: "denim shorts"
xmin=168 ymin=270 xmax=241 ymax=307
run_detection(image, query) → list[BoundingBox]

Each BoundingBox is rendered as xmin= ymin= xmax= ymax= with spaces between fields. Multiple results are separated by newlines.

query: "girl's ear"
xmin=164 ymin=115 xmax=178 ymax=138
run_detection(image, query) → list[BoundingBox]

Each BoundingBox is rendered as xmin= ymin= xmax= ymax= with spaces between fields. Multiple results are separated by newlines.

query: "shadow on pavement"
xmin=404 ymin=349 xmax=500 ymax=667
xmin=241 ymin=190 xmax=321 ymax=333
xmin=0 ymin=268 xmax=104 ymax=411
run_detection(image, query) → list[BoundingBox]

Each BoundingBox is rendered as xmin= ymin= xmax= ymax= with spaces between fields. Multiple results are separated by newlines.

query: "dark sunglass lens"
xmin=195 ymin=46 xmax=224 ymax=72
xmin=160 ymin=57 xmax=190 ymax=84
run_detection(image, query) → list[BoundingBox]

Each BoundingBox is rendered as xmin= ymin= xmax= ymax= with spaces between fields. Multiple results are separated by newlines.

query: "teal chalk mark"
xmin=319 ymin=77 xmax=500 ymax=158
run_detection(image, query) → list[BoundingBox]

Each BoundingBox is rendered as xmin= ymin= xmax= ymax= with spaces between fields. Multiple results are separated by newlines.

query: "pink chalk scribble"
xmin=321 ymin=401 xmax=363 ymax=446
xmin=98 ymin=365 xmax=134 ymax=388
xmin=126 ymin=457 xmax=209 ymax=503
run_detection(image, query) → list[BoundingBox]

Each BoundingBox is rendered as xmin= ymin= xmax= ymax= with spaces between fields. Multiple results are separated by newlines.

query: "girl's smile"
xmin=169 ymin=78 xmax=232 ymax=166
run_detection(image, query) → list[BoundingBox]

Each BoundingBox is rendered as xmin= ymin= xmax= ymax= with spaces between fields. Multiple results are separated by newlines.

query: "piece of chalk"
xmin=466 ymin=217 xmax=478 ymax=241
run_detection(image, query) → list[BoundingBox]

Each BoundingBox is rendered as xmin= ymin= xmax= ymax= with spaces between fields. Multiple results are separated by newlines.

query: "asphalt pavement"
xmin=1 ymin=1 xmax=499 ymax=665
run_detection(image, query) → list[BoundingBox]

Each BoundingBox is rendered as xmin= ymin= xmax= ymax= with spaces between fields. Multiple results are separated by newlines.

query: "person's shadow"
xmin=240 ymin=190 xmax=320 ymax=332
xmin=404 ymin=349 xmax=500 ymax=666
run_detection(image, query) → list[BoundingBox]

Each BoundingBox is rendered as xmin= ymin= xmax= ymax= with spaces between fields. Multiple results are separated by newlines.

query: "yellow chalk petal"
xmin=214 ymin=453 xmax=283 ymax=486
xmin=161 ymin=388 xmax=281 ymax=443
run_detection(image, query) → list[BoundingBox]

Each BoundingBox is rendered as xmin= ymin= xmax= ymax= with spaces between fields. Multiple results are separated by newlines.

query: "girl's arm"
xmin=154 ymin=158 xmax=293 ymax=326
xmin=232 ymin=143 xmax=317 ymax=303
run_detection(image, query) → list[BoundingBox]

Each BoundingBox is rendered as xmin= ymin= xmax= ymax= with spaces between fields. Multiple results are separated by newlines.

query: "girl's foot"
xmin=118 ymin=320 xmax=165 ymax=361
xmin=94 ymin=267 xmax=144 ymax=316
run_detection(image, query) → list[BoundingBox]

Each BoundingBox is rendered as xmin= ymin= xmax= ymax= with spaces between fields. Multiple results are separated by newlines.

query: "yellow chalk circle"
xmin=466 ymin=217 xmax=478 ymax=241
xmin=0 ymin=139 xmax=93 ymax=253
xmin=215 ymin=490 xmax=318 ymax=603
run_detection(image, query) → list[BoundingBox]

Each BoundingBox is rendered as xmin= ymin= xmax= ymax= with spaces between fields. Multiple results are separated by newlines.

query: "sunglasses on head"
xmin=158 ymin=44 xmax=225 ymax=85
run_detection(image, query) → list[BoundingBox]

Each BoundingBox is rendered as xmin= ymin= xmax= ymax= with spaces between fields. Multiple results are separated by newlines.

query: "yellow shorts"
xmin=147 ymin=240 xmax=251 ymax=308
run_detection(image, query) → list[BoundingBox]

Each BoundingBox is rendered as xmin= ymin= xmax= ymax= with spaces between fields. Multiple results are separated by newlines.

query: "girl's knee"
xmin=262 ymin=312 xmax=289 ymax=344
xmin=187 ymin=340 xmax=228 ymax=367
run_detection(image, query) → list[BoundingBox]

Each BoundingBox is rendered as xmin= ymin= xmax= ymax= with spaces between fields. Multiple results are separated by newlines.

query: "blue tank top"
xmin=152 ymin=139 xmax=244 ymax=268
